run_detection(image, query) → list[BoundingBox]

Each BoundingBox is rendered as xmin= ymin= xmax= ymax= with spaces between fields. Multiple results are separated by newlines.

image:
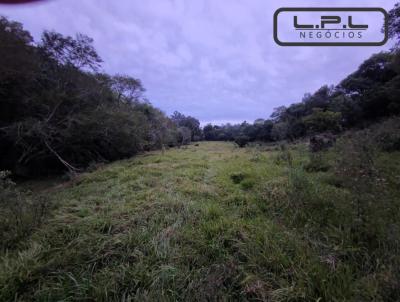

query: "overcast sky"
xmin=0 ymin=0 xmax=397 ymax=124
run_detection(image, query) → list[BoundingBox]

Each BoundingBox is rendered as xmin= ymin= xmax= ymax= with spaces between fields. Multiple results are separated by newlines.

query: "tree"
xmin=177 ymin=127 xmax=192 ymax=146
xmin=39 ymin=31 xmax=102 ymax=71
xmin=303 ymin=109 xmax=342 ymax=134
xmin=203 ymin=124 xmax=215 ymax=140
xmin=258 ymin=120 xmax=274 ymax=141
xmin=171 ymin=111 xmax=202 ymax=141
xmin=271 ymin=122 xmax=289 ymax=141
xmin=340 ymin=53 xmax=396 ymax=95
xmin=0 ymin=16 xmax=183 ymax=176
xmin=111 ymin=75 xmax=145 ymax=102
xmin=303 ymin=85 xmax=333 ymax=113
xmin=270 ymin=106 xmax=287 ymax=122
xmin=339 ymin=52 xmax=398 ymax=120
xmin=387 ymin=2 xmax=400 ymax=45
xmin=0 ymin=16 xmax=36 ymax=82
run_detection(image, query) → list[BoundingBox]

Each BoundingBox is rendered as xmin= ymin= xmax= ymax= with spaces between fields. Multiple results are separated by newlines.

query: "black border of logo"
xmin=274 ymin=7 xmax=388 ymax=46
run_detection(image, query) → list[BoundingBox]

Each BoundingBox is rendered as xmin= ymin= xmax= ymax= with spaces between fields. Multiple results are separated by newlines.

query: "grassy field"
xmin=1 ymin=141 xmax=399 ymax=301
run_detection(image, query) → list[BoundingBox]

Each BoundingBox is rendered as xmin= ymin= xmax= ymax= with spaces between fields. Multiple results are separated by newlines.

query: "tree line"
xmin=1 ymin=2 xmax=399 ymax=176
xmin=203 ymin=3 xmax=400 ymax=147
xmin=0 ymin=17 xmax=201 ymax=176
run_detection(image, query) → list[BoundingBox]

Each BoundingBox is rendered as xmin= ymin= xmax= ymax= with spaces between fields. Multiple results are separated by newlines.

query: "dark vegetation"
xmin=1 ymin=3 xmax=400 ymax=174
xmin=0 ymin=171 xmax=49 ymax=249
xmin=0 ymin=136 xmax=399 ymax=301
xmin=0 ymin=2 xmax=400 ymax=301
xmin=0 ymin=17 xmax=201 ymax=177
xmin=204 ymin=3 xmax=400 ymax=147
xmin=205 ymin=49 xmax=400 ymax=145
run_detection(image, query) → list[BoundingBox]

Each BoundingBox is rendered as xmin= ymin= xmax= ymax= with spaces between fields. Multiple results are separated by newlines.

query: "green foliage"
xmin=333 ymin=132 xmax=383 ymax=227
xmin=371 ymin=117 xmax=400 ymax=151
xmin=230 ymin=172 xmax=245 ymax=184
xmin=177 ymin=126 xmax=192 ymax=146
xmin=303 ymin=108 xmax=342 ymax=134
xmin=171 ymin=111 xmax=202 ymax=141
xmin=273 ymin=144 xmax=293 ymax=166
xmin=269 ymin=146 xmax=399 ymax=300
xmin=0 ymin=171 xmax=49 ymax=250
xmin=305 ymin=152 xmax=331 ymax=172
xmin=271 ymin=121 xmax=289 ymax=141
xmin=0 ymin=141 xmax=399 ymax=301
xmin=0 ymin=16 xmax=182 ymax=176
xmin=387 ymin=2 xmax=400 ymax=44
xmin=204 ymin=23 xmax=400 ymax=144
xmin=204 ymin=120 xmax=274 ymax=142
xmin=234 ymin=135 xmax=250 ymax=147
xmin=240 ymin=179 xmax=255 ymax=190
xmin=2 ymin=1 xmax=400 ymax=298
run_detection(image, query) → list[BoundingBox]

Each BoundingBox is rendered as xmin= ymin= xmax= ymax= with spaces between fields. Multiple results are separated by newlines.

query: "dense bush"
xmin=262 ymin=133 xmax=400 ymax=300
xmin=171 ymin=111 xmax=202 ymax=141
xmin=304 ymin=153 xmax=330 ymax=172
xmin=371 ymin=117 xmax=400 ymax=151
xmin=273 ymin=144 xmax=293 ymax=166
xmin=234 ymin=135 xmax=250 ymax=148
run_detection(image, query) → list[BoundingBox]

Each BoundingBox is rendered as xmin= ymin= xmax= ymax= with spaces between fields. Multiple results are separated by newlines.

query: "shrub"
xmin=332 ymin=132 xmax=397 ymax=247
xmin=177 ymin=126 xmax=192 ymax=146
xmin=0 ymin=171 xmax=49 ymax=250
xmin=303 ymin=109 xmax=342 ymax=134
xmin=309 ymin=133 xmax=336 ymax=153
xmin=273 ymin=144 xmax=293 ymax=166
xmin=241 ymin=179 xmax=255 ymax=190
xmin=372 ymin=117 xmax=400 ymax=151
xmin=287 ymin=166 xmax=315 ymax=208
xmin=234 ymin=136 xmax=250 ymax=148
xmin=305 ymin=153 xmax=330 ymax=172
xmin=230 ymin=172 xmax=245 ymax=184
xmin=333 ymin=132 xmax=379 ymax=194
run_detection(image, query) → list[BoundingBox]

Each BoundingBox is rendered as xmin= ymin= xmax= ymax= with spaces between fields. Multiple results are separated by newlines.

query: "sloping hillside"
xmin=1 ymin=141 xmax=399 ymax=301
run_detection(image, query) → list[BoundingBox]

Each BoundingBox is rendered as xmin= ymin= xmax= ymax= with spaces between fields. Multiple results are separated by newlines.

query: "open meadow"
xmin=1 ymin=141 xmax=399 ymax=301
xmin=2 ymin=2 xmax=400 ymax=301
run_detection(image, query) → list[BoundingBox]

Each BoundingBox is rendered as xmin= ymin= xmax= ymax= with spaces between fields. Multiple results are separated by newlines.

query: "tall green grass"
xmin=0 ymin=141 xmax=399 ymax=301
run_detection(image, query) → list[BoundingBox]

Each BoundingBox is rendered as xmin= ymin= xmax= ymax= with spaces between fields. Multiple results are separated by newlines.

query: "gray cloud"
xmin=0 ymin=0 xmax=397 ymax=124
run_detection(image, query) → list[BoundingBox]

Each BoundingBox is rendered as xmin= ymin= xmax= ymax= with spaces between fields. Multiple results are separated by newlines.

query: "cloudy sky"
xmin=0 ymin=0 xmax=397 ymax=124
